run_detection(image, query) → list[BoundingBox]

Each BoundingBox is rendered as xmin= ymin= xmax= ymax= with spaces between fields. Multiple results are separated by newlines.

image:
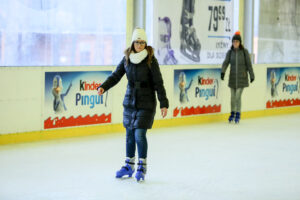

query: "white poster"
xmin=153 ymin=0 xmax=234 ymax=65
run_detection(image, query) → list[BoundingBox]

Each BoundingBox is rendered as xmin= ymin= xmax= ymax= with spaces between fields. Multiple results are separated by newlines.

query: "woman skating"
xmin=221 ymin=31 xmax=255 ymax=123
xmin=97 ymin=28 xmax=169 ymax=182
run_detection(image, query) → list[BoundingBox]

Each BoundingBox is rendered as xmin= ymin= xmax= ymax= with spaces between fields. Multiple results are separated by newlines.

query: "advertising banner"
xmin=266 ymin=67 xmax=300 ymax=108
xmin=173 ymin=68 xmax=221 ymax=117
xmin=153 ymin=0 xmax=234 ymax=65
xmin=44 ymin=71 xmax=112 ymax=129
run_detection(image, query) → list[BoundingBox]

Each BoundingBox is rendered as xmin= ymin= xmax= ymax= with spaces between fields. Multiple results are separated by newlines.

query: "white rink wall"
xmin=0 ymin=63 xmax=299 ymax=135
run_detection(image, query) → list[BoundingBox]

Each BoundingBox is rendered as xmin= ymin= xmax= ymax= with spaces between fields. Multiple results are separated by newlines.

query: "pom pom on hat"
xmin=232 ymin=30 xmax=242 ymax=43
xmin=234 ymin=31 xmax=241 ymax=35
xmin=131 ymin=28 xmax=148 ymax=43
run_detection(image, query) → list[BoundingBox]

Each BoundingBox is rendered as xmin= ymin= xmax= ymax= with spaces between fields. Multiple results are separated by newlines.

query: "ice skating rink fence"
xmin=0 ymin=63 xmax=300 ymax=145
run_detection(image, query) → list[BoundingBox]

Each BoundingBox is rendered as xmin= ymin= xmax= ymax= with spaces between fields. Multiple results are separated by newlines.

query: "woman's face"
xmin=232 ymin=40 xmax=240 ymax=49
xmin=134 ymin=40 xmax=146 ymax=53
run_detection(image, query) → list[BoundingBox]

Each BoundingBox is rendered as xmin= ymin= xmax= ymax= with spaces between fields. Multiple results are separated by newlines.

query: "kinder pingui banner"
xmin=266 ymin=67 xmax=300 ymax=108
xmin=44 ymin=71 xmax=112 ymax=129
xmin=173 ymin=68 xmax=221 ymax=117
xmin=153 ymin=0 xmax=234 ymax=65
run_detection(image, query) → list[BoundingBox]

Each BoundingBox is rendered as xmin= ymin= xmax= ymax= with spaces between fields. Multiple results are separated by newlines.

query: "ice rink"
xmin=1 ymin=113 xmax=300 ymax=200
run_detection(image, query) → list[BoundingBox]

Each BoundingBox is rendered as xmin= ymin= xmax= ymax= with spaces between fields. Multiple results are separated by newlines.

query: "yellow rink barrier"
xmin=1 ymin=106 xmax=300 ymax=145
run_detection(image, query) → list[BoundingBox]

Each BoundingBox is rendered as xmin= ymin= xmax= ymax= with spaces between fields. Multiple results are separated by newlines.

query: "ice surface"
xmin=0 ymin=113 xmax=300 ymax=200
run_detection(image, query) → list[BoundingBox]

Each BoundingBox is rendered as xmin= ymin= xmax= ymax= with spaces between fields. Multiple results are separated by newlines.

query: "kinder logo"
xmin=76 ymin=80 xmax=105 ymax=109
xmin=80 ymin=80 xmax=102 ymax=91
xmin=195 ymin=77 xmax=219 ymax=101
xmin=76 ymin=93 xmax=104 ymax=109
xmin=282 ymin=74 xmax=299 ymax=95
xmin=285 ymin=74 xmax=297 ymax=82
xmin=195 ymin=85 xmax=216 ymax=100
xmin=198 ymin=76 xmax=214 ymax=85
xmin=282 ymin=82 xmax=298 ymax=95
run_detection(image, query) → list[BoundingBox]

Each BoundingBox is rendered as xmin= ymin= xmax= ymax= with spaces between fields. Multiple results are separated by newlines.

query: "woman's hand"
xmin=161 ymin=107 xmax=168 ymax=118
xmin=97 ymin=87 xmax=104 ymax=96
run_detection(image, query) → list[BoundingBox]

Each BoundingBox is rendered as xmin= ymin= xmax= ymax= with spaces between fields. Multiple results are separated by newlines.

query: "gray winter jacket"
xmin=221 ymin=48 xmax=255 ymax=89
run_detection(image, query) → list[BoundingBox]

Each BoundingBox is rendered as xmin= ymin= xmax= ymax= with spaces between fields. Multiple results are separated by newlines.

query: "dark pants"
xmin=126 ymin=128 xmax=148 ymax=159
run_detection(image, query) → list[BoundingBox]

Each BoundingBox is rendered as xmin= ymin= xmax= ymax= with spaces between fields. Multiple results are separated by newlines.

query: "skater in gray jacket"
xmin=221 ymin=31 xmax=255 ymax=123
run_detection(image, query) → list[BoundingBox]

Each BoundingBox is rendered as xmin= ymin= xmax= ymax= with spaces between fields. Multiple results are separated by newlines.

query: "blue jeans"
xmin=126 ymin=128 xmax=148 ymax=159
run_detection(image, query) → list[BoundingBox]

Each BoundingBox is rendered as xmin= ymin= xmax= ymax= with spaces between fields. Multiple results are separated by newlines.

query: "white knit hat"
xmin=131 ymin=28 xmax=147 ymax=43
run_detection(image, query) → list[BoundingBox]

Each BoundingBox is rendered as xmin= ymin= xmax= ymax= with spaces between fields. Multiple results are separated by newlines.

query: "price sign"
xmin=203 ymin=1 xmax=234 ymax=63
xmin=208 ymin=5 xmax=231 ymax=32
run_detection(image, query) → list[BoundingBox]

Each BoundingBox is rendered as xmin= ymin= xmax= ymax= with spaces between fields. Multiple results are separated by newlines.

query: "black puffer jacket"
xmin=100 ymin=56 xmax=169 ymax=129
xmin=221 ymin=48 xmax=255 ymax=89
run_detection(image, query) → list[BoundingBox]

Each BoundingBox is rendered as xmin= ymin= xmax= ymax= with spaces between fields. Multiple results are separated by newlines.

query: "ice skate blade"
xmin=116 ymin=175 xmax=133 ymax=180
xmin=116 ymin=173 xmax=133 ymax=179
xmin=136 ymin=178 xmax=145 ymax=183
xmin=234 ymin=120 xmax=240 ymax=124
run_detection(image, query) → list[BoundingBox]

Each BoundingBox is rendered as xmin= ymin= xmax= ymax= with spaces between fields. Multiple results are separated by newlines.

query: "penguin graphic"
xmin=178 ymin=72 xmax=193 ymax=104
xmin=52 ymin=75 xmax=72 ymax=114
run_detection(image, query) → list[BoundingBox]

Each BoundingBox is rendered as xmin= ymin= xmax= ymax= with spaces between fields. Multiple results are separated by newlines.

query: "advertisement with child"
xmin=266 ymin=67 xmax=300 ymax=108
xmin=173 ymin=68 xmax=222 ymax=117
xmin=44 ymin=71 xmax=112 ymax=129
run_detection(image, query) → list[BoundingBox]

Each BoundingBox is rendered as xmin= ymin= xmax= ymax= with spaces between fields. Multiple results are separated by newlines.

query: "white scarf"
xmin=129 ymin=49 xmax=148 ymax=64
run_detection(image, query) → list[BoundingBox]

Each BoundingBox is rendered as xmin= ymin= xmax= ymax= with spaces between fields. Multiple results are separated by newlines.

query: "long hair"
xmin=124 ymin=43 xmax=154 ymax=68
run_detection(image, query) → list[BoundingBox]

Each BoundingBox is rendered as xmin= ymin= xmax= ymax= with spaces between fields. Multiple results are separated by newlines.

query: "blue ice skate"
xmin=135 ymin=159 xmax=147 ymax=182
xmin=116 ymin=158 xmax=135 ymax=178
xmin=235 ymin=112 xmax=240 ymax=124
xmin=228 ymin=111 xmax=235 ymax=123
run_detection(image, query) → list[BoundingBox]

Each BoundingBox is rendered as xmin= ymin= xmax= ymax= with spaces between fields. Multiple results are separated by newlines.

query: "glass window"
xmin=0 ymin=0 xmax=126 ymax=66
xmin=253 ymin=0 xmax=300 ymax=64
